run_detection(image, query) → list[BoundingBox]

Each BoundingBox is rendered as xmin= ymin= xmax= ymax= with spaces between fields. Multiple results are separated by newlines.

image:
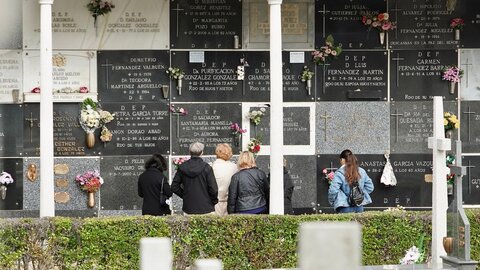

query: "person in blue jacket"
xmin=328 ymin=149 xmax=374 ymax=213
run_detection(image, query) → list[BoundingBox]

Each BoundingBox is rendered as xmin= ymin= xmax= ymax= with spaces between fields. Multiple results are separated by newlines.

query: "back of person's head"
xmin=144 ymin=153 xmax=168 ymax=172
xmin=340 ymin=149 xmax=360 ymax=184
xmin=215 ymin=143 xmax=233 ymax=161
xmin=189 ymin=142 xmax=204 ymax=156
xmin=237 ymin=151 xmax=256 ymax=169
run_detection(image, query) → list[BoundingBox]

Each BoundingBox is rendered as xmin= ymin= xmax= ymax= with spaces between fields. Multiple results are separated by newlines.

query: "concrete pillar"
xmin=39 ymin=0 xmax=55 ymax=217
xmin=267 ymin=0 xmax=284 ymax=215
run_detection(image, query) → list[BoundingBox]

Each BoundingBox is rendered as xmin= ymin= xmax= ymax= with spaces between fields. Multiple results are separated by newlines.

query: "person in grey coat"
xmin=228 ymin=151 xmax=269 ymax=214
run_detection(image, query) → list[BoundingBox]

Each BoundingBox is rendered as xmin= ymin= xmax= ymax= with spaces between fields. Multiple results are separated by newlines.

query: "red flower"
xmin=31 ymin=87 xmax=40 ymax=93
xmin=377 ymin=13 xmax=385 ymax=21
xmin=253 ymin=145 xmax=260 ymax=152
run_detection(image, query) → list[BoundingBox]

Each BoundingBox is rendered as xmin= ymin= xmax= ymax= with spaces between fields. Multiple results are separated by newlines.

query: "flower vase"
xmin=454 ymin=29 xmax=460 ymax=41
xmin=86 ymin=132 xmax=95 ymax=149
xmin=162 ymin=85 xmax=169 ymax=99
xmin=447 ymin=183 xmax=454 ymax=195
xmin=449 ymin=81 xmax=456 ymax=95
xmin=379 ymin=32 xmax=385 ymax=45
xmin=233 ymin=135 xmax=241 ymax=147
xmin=177 ymin=79 xmax=182 ymax=96
xmin=446 ymin=0 xmax=457 ymax=11
xmin=0 ymin=185 xmax=6 ymax=200
xmin=87 ymin=192 xmax=96 ymax=208
xmin=306 ymin=79 xmax=312 ymax=96
xmin=445 ymin=129 xmax=453 ymax=139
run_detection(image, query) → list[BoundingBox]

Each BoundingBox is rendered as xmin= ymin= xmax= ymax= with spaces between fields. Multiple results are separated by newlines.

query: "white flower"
xmin=400 ymin=246 xmax=420 ymax=265
xmin=260 ymin=108 xmax=266 ymax=112
xmin=0 ymin=172 xmax=14 ymax=185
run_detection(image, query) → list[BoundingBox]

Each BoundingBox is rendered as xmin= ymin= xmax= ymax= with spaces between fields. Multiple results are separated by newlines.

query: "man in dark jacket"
xmin=171 ymin=142 xmax=218 ymax=214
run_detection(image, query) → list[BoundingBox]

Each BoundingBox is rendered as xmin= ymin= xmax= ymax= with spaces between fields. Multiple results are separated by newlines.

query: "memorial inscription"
xmin=316 ymin=51 xmax=388 ymax=101
xmin=390 ymin=50 xmax=457 ymax=101
xmin=170 ymin=0 xmax=242 ymax=49
xmin=282 ymin=51 xmax=315 ymax=101
xmin=100 ymin=156 xmax=146 ymax=211
xmin=98 ymin=50 xmax=169 ymax=103
xmin=53 ymin=104 xmax=89 ymax=156
xmin=391 ymin=101 xmax=457 ymax=154
xmin=171 ymin=51 xmax=243 ymax=102
xmin=315 ymin=0 xmax=386 ymax=49
xmin=388 ymin=0 xmax=460 ymax=49
xmin=171 ymin=103 xmax=242 ymax=155
xmin=0 ymin=51 xmax=22 ymax=103
xmin=461 ymin=156 xmax=480 ymax=205
xmin=97 ymin=102 xmax=170 ymax=155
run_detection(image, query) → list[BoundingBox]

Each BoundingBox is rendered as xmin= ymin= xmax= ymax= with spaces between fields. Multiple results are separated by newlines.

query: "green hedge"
xmin=0 ymin=210 xmax=478 ymax=270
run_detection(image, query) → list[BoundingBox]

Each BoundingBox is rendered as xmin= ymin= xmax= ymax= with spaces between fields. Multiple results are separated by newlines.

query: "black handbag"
xmin=159 ymin=178 xmax=168 ymax=206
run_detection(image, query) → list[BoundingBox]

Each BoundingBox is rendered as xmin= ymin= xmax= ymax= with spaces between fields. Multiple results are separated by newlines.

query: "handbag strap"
xmin=160 ymin=176 xmax=164 ymax=194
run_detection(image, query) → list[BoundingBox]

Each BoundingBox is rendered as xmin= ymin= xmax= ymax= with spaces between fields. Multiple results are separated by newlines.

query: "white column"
xmin=268 ymin=0 xmax=284 ymax=215
xmin=427 ymin=96 xmax=450 ymax=267
xmin=140 ymin=238 xmax=172 ymax=270
xmin=39 ymin=0 xmax=55 ymax=217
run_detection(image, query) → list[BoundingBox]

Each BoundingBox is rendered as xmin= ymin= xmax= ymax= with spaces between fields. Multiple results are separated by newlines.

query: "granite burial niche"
xmin=0 ymin=104 xmax=23 ymax=157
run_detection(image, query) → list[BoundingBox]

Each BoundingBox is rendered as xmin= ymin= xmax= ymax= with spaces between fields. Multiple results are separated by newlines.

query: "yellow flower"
xmin=444 ymin=112 xmax=451 ymax=117
xmin=443 ymin=119 xmax=448 ymax=126
xmin=449 ymin=117 xmax=456 ymax=123
xmin=450 ymin=114 xmax=457 ymax=120
xmin=454 ymin=122 xmax=460 ymax=129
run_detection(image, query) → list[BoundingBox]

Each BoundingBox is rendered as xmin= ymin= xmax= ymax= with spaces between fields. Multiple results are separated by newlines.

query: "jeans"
xmin=336 ymin=206 xmax=364 ymax=213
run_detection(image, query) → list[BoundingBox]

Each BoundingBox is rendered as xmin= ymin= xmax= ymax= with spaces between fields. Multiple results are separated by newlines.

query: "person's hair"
xmin=144 ymin=153 xmax=168 ymax=172
xmin=237 ymin=151 xmax=256 ymax=169
xmin=215 ymin=143 xmax=233 ymax=161
xmin=189 ymin=142 xmax=204 ymax=156
xmin=340 ymin=149 xmax=360 ymax=185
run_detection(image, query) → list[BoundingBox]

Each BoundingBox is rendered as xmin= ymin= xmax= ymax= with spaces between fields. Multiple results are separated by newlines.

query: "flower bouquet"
xmin=322 ymin=168 xmax=335 ymax=184
xmin=0 ymin=171 xmax=14 ymax=200
xmin=444 ymin=112 xmax=459 ymax=136
xmin=75 ymin=170 xmax=104 ymax=207
xmin=247 ymin=138 xmax=261 ymax=155
xmin=172 ymin=157 xmax=189 ymax=170
xmin=87 ymin=0 xmax=115 ymax=29
xmin=399 ymin=234 xmax=426 ymax=265
xmin=230 ymin=122 xmax=247 ymax=147
xmin=442 ymin=66 xmax=463 ymax=94
xmin=361 ymin=12 xmax=396 ymax=44
xmin=166 ymin=67 xmax=185 ymax=95
xmin=247 ymin=108 xmax=267 ymax=126
xmin=169 ymin=104 xmax=188 ymax=116
xmin=301 ymin=66 xmax=314 ymax=95
xmin=312 ymin=35 xmax=342 ymax=65
xmin=236 ymin=58 xmax=249 ymax=80
xmin=79 ymin=98 xmax=115 ymax=148
xmin=450 ymin=18 xmax=465 ymax=40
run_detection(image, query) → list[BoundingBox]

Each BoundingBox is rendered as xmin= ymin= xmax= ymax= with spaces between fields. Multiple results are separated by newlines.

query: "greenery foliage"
xmin=1 ymin=211 xmax=480 ymax=269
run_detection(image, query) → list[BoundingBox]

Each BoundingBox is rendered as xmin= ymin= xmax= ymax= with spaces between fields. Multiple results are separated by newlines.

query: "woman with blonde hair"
xmin=211 ymin=143 xmax=238 ymax=216
xmin=228 ymin=151 xmax=269 ymax=214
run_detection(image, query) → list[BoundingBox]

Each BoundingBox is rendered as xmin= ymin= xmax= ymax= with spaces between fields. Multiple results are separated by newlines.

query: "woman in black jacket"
xmin=228 ymin=151 xmax=269 ymax=214
xmin=138 ymin=153 xmax=172 ymax=216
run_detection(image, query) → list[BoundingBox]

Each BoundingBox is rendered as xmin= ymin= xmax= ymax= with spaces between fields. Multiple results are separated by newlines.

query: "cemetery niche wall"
xmin=1 ymin=0 xmax=480 ymax=217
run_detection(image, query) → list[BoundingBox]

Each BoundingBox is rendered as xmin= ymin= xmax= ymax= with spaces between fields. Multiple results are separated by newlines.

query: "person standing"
xmin=172 ymin=142 xmax=219 ymax=215
xmin=328 ymin=149 xmax=374 ymax=213
xmin=211 ymin=143 xmax=238 ymax=216
xmin=228 ymin=151 xmax=269 ymax=214
xmin=138 ymin=153 xmax=172 ymax=216
xmin=267 ymin=158 xmax=295 ymax=215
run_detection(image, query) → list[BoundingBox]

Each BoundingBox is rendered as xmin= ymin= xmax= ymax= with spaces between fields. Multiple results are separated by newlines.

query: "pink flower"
xmin=381 ymin=22 xmax=392 ymax=31
xmin=79 ymin=86 xmax=89 ymax=93
xmin=322 ymin=168 xmax=327 ymax=174
xmin=31 ymin=87 xmax=40 ymax=93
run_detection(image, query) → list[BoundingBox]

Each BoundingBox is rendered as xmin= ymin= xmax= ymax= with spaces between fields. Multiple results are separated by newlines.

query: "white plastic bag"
xmin=381 ymin=153 xmax=397 ymax=186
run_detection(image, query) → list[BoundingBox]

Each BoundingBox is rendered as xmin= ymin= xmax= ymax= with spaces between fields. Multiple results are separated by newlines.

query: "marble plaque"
xmin=0 ymin=158 xmax=23 ymax=210
xmin=316 ymin=102 xmax=389 ymax=155
xmin=256 ymin=155 xmax=317 ymax=209
xmin=100 ymin=156 xmax=147 ymax=211
xmin=171 ymin=103 xmax=243 ymax=155
xmin=460 ymin=50 xmax=480 ymax=101
xmin=93 ymin=102 xmax=170 ymax=155
xmin=282 ymin=51 xmax=316 ymax=101
xmin=0 ymin=50 xmax=22 ymax=103
xmin=243 ymin=0 xmax=315 ymax=50
xmin=461 ymin=156 xmax=480 ymax=205
xmin=390 ymin=101 xmax=457 ymax=154
xmin=23 ymin=50 xmax=97 ymax=102
xmin=315 ymin=0 xmax=386 ymax=49
xmin=460 ymin=101 xmax=480 ymax=153
xmin=23 ymin=157 xmax=100 ymax=211
xmin=0 ymin=0 xmax=22 ymax=49
xmin=23 ymin=0 xmax=169 ymax=50
xmin=0 ymin=104 xmax=23 ymax=157
xmin=390 ymin=50 xmax=458 ymax=101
